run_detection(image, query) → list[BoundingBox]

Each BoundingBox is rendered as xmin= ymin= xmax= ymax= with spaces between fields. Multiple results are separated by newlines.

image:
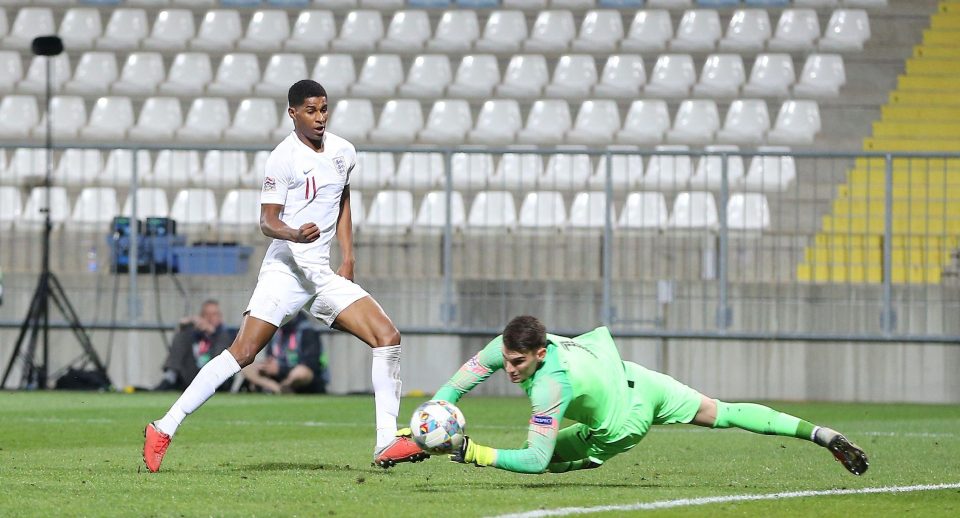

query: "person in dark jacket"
xmin=154 ymin=300 xmax=234 ymax=391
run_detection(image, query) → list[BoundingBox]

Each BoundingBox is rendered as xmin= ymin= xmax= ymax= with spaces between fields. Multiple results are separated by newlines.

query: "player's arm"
xmin=259 ymin=204 xmax=319 ymax=243
xmin=335 ymin=185 xmax=355 ymax=280
xmin=433 ymin=336 xmax=506 ymax=404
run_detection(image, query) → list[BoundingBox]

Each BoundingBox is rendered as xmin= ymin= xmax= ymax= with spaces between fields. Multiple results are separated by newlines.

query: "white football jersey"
xmin=259 ymin=131 xmax=357 ymax=271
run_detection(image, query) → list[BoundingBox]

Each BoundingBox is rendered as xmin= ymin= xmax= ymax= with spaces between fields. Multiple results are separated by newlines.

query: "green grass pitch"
xmin=1 ymin=392 xmax=958 ymax=517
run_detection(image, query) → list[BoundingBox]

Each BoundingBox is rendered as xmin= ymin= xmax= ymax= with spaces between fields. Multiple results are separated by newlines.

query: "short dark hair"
xmin=288 ymin=79 xmax=327 ymax=107
xmin=200 ymin=299 xmax=219 ymax=309
xmin=502 ymin=316 xmax=546 ymax=353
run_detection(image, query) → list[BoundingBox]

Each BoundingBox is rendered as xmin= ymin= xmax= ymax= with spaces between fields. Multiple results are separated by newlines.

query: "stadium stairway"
xmin=798 ymin=0 xmax=960 ymax=284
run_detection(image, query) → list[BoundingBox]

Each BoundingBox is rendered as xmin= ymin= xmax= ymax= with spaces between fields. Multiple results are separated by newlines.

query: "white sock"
xmin=155 ymin=350 xmax=241 ymax=437
xmin=371 ymin=344 xmax=401 ymax=450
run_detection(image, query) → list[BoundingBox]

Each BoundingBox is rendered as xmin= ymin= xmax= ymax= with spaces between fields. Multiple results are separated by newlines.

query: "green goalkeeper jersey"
xmin=434 ymin=326 xmax=630 ymax=474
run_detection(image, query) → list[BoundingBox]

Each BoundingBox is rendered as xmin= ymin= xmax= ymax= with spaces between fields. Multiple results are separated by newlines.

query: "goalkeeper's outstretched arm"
xmin=434 ymin=336 xmax=506 ymax=403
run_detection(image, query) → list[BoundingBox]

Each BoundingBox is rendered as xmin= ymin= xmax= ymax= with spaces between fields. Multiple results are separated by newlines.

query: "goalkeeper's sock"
xmin=371 ymin=344 xmax=401 ymax=450
xmin=712 ymin=401 xmax=817 ymax=441
xmin=155 ymin=350 xmax=241 ymax=437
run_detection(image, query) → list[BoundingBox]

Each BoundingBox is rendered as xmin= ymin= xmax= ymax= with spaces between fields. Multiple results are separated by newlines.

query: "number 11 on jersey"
xmin=305 ymin=176 xmax=317 ymax=200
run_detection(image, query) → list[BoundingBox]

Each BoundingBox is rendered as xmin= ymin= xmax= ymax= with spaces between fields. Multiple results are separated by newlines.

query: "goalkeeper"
xmin=437 ymin=316 xmax=868 ymax=476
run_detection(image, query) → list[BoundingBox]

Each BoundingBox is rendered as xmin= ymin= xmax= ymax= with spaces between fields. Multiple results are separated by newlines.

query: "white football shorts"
xmin=245 ymin=267 xmax=369 ymax=327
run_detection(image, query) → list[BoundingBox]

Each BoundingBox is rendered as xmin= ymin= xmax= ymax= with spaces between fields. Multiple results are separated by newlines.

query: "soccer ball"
xmin=410 ymin=400 xmax=466 ymax=454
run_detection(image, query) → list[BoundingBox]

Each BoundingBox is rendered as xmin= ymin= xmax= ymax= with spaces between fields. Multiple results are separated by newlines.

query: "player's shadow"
xmin=411 ymin=481 xmax=650 ymax=492
xmin=238 ymin=462 xmax=385 ymax=474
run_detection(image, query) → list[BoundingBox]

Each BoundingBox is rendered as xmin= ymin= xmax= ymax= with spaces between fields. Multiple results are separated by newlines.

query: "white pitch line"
xmin=491 ymin=483 xmax=960 ymax=518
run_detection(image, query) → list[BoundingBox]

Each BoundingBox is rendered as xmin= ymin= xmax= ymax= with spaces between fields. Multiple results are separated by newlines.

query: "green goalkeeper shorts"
xmin=552 ymin=361 xmax=703 ymax=464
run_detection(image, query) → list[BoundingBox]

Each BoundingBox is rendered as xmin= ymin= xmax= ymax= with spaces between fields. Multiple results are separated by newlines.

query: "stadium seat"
xmin=572 ymin=10 xmax=624 ymax=53
xmin=468 ymin=99 xmax=522 ymax=145
xmin=503 ymin=0 xmax=547 ymax=8
xmin=670 ymin=9 xmax=721 ymax=52
xmin=518 ymin=191 xmax=567 ymax=230
xmin=159 ymin=53 xmax=212 ymax=96
xmin=553 ymin=0 xmax=595 ymax=8
xmin=56 ymin=149 xmax=102 ymax=187
xmin=692 ymin=54 xmax=746 ymax=98
xmin=820 ymin=9 xmax=870 ymax=51
xmin=242 ymin=150 xmax=269 ymax=188
xmin=768 ymin=9 xmax=820 ymax=51
xmin=618 ymin=191 xmax=668 ymax=230
xmin=310 ymin=55 xmax=355 ymax=99
xmin=237 ymin=10 xmax=290 ymax=52
xmin=593 ymin=55 xmax=645 ymax=99
xmin=380 ymin=10 xmax=431 ymax=52
xmin=348 ymin=189 xmax=364 ymax=229
xmin=200 ymin=150 xmax=248 ymax=188
xmin=219 ymin=189 xmax=260 ymax=230
xmin=589 ymin=147 xmax=644 ymax=191
xmin=718 ymin=9 xmax=771 ymax=52
xmin=256 ymin=54 xmax=308 ymax=97
xmin=642 ymin=145 xmax=692 ymax=190
xmin=742 ymin=145 xmax=796 ymax=191
xmin=716 ymin=99 xmax=770 ymax=145
xmin=59 ymin=8 xmax=103 ymax=50
xmin=419 ymin=99 xmax=472 ymax=145
xmin=427 ymin=10 xmax=480 ymax=52
xmin=447 ymin=55 xmax=500 ymax=100
xmin=17 ymin=54 xmax=71 ymax=95
xmin=176 ymin=97 xmax=231 ymax=142
xmin=2 ymin=8 xmax=54 ymax=50
xmin=475 ymin=10 xmax=528 ymax=53
xmin=352 ymin=151 xmax=395 ymax=189
xmin=331 ymin=10 xmax=384 ymax=53
xmin=70 ymin=187 xmax=118 ymax=230
xmin=766 ymin=100 xmax=820 ymax=145
xmin=128 ymin=97 xmax=183 ymax=141
xmin=668 ymin=191 xmax=719 ymax=230
xmin=154 ymin=150 xmax=202 ymax=188
xmin=414 ymin=190 xmax=467 ymax=230
xmin=644 ymin=54 xmax=696 ymax=98
xmin=666 ymin=100 xmax=720 ymax=145
xmin=0 ymin=186 xmax=22 ymax=230
xmin=566 ymin=100 xmax=620 ymax=146
xmin=327 ymin=98 xmax=374 ymax=142
xmin=97 ymin=8 xmax=149 ymax=50
xmin=224 ymin=99 xmax=280 ymax=142
xmin=621 ymin=10 xmax=672 ymax=52
xmin=544 ymin=55 xmax=598 ymax=99
xmin=742 ymin=54 xmax=795 ymax=97
xmin=351 ymin=54 xmax=404 ymax=98
xmin=688 ymin=144 xmax=744 ymax=189
xmin=0 ymin=51 xmax=22 ymax=94
xmin=20 ymin=187 xmax=69 ymax=229
xmin=207 ymin=54 xmax=260 ymax=97
xmin=467 ymin=191 xmax=517 ymax=230
xmin=101 ymin=149 xmax=153 ymax=187
xmin=727 ymin=192 xmax=770 ymax=232
xmin=190 ymin=10 xmax=242 ymax=52
xmin=450 ymin=152 xmax=494 ymax=190
xmin=793 ymin=54 xmax=846 ymax=97
xmin=497 ymin=55 xmax=550 ymax=99
xmin=516 ymin=99 xmax=572 ymax=146
xmin=569 ymin=191 xmax=612 ymax=229
xmin=5 ymin=148 xmax=48 ymax=186
xmin=0 ymin=95 xmax=39 ymax=139
xmin=142 ymin=9 xmax=195 ymax=51
xmin=122 ymin=187 xmax=169 ymax=219
xmin=361 ymin=0 xmax=404 ymax=8
xmin=393 ymin=152 xmax=444 ymax=189
xmin=81 ymin=96 xmax=135 ymax=141
xmin=541 ymin=154 xmax=591 ymax=190
xmin=616 ymin=99 xmax=670 ymax=145
xmin=112 ymin=52 xmax=164 ymax=95
xmin=64 ymin=52 xmax=118 ymax=95
xmin=170 ymin=188 xmax=218 ymax=231
xmin=365 ymin=190 xmax=415 ymax=230
xmin=398 ymin=55 xmax=453 ymax=99
xmin=285 ymin=10 xmax=336 ymax=52
xmin=491 ymin=153 xmax=543 ymax=190
xmin=369 ymin=100 xmax=424 ymax=144
xmin=524 ymin=10 xmax=576 ymax=52
xmin=31 ymin=96 xmax=87 ymax=140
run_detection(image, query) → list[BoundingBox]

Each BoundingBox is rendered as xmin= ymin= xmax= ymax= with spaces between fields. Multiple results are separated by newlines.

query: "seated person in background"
xmin=241 ymin=312 xmax=327 ymax=394
xmin=154 ymin=300 xmax=234 ymax=391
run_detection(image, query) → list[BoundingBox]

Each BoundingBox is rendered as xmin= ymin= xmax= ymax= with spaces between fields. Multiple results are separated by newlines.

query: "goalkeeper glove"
xmin=449 ymin=436 xmax=495 ymax=467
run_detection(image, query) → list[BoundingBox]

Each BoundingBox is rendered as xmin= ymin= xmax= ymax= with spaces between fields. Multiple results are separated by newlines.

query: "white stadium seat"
xmin=475 ymin=10 xmax=528 ymax=53
xmin=671 ymin=9 xmax=721 ymax=52
xmin=379 ymin=10 xmax=431 ymax=52
xmin=237 ymin=10 xmax=290 ymax=52
xmin=365 ymin=190 xmax=415 ymax=230
xmin=569 ymin=191 xmax=612 ymax=229
xmin=572 ymin=10 xmax=624 ymax=53
xmin=719 ymin=9 xmax=771 ymax=52
xmin=0 ymin=95 xmax=39 ymax=139
xmin=59 ymin=8 xmax=103 ymax=50
xmin=17 ymin=54 xmax=70 ymax=95
xmin=398 ymin=55 xmax=453 ymax=99
xmin=159 ymin=53 xmax=212 ymax=96
xmin=98 ymin=8 xmax=149 ymax=50
xmin=128 ymin=97 xmax=183 ymax=141
xmin=491 ymin=153 xmax=543 ymax=190
xmin=693 ymin=54 xmax=746 ymax=98
xmin=190 ymin=10 xmax=242 ymax=51
xmin=70 ymin=187 xmax=118 ymax=230
xmin=393 ymin=152 xmax=444 ymax=189
xmin=224 ymin=98 xmax=279 ymax=142
xmin=415 ymin=190 xmax=467 ymax=230
xmin=369 ymin=99 xmax=424 ymax=145
xmin=327 ymin=99 xmax=375 ymax=143
xmin=519 ymin=191 xmax=567 ymax=229
xmin=668 ymin=191 xmax=719 ymax=230
xmin=642 ymin=145 xmax=692 ymax=190
xmin=427 ymin=10 xmax=480 ymax=52
xmin=142 ymin=9 xmax=195 ymax=51
xmin=793 ymin=54 xmax=846 ymax=97
xmin=544 ymin=55 xmax=598 ymax=99
xmin=766 ymin=100 xmax=821 ymax=145
xmin=256 ymin=54 xmax=308 ymax=97
xmin=450 ymin=152 xmax=494 ymax=191
xmin=621 ymin=10 xmax=672 ymax=52
xmin=311 ymin=54 xmax=356 ymax=98
xmin=589 ymin=147 xmax=644 ymax=191
xmin=123 ymin=187 xmax=169 ymax=219
xmin=20 ymin=187 xmax=69 ymax=229
xmin=219 ymin=189 xmax=261 ymax=229
xmin=593 ymin=55 xmax=645 ymax=99
xmin=200 ymin=150 xmax=248 ymax=188
xmin=524 ymin=10 xmax=576 ymax=52
xmin=644 ymin=54 xmax=696 ymax=98
xmin=768 ymin=9 xmax=820 ymax=51
xmin=666 ymin=100 xmax=720 ymax=145
xmin=447 ymin=55 xmax=500 ymax=100
xmin=496 ymin=54 xmax=550 ymax=99
xmin=616 ymin=99 xmax=670 ymax=145
xmin=468 ymin=191 xmax=517 ymax=230
xmin=351 ymin=54 xmax=404 ymax=98
xmin=352 ymin=151 xmax=395 ymax=189
xmin=541 ymin=154 xmax=591 ymax=190
xmin=689 ymin=144 xmax=744 ymax=190
xmin=112 ymin=52 xmax=165 ymax=96
xmin=0 ymin=51 xmax=23 ymax=94
xmin=516 ymin=99 xmax=572 ymax=146
xmin=102 ymin=149 xmax=153 ymax=187
xmin=820 ymin=9 xmax=870 ymax=51
xmin=176 ymin=97 xmax=231 ymax=142
xmin=154 ymin=150 xmax=202 ymax=188
xmin=727 ymin=193 xmax=770 ymax=232
xmin=170 ymin=188 xmax=218 ymax=231
xmin=331 ymin=10 xmax=384 ymax=53
xmin=419 ymin=100 xmax=472 ymax=145
xmin=243 ymin=150 xmax=269 ymax=188
xmin=285 ymin=10 xmax=336 ymax=52
xmin=65 ymin=52 xmax=118 ymax=95
xmin=2 ymin=8 xmax=54 ymax=50
xmin=81 ymin=96 xmax=135 ymax=141
xmin=6 ymin=148 xmax=48 ymax=186
xmin=618 ymin=192 xmax=668 ymax=230
xmin=742 ymin=54 xmax=796 ymax=97
xmin=56 ymin=149 xmax=103 ymax=188
xmin=742 ymin=146 xmax=796 ymax=192
xmin=716 ymin=99 xmax=770 ymax=145
xmin=566 ymin=100 xmax=620 ymax=146
xmin=32 ymin=96 xmax=87 ymax=140
xmin=468 ymin=99 xmax=522 ymax=145
xmin=208 ymin=54 xmax=260 ymax=97
xmin=0 ymin=187 xmax=22 ymax=230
